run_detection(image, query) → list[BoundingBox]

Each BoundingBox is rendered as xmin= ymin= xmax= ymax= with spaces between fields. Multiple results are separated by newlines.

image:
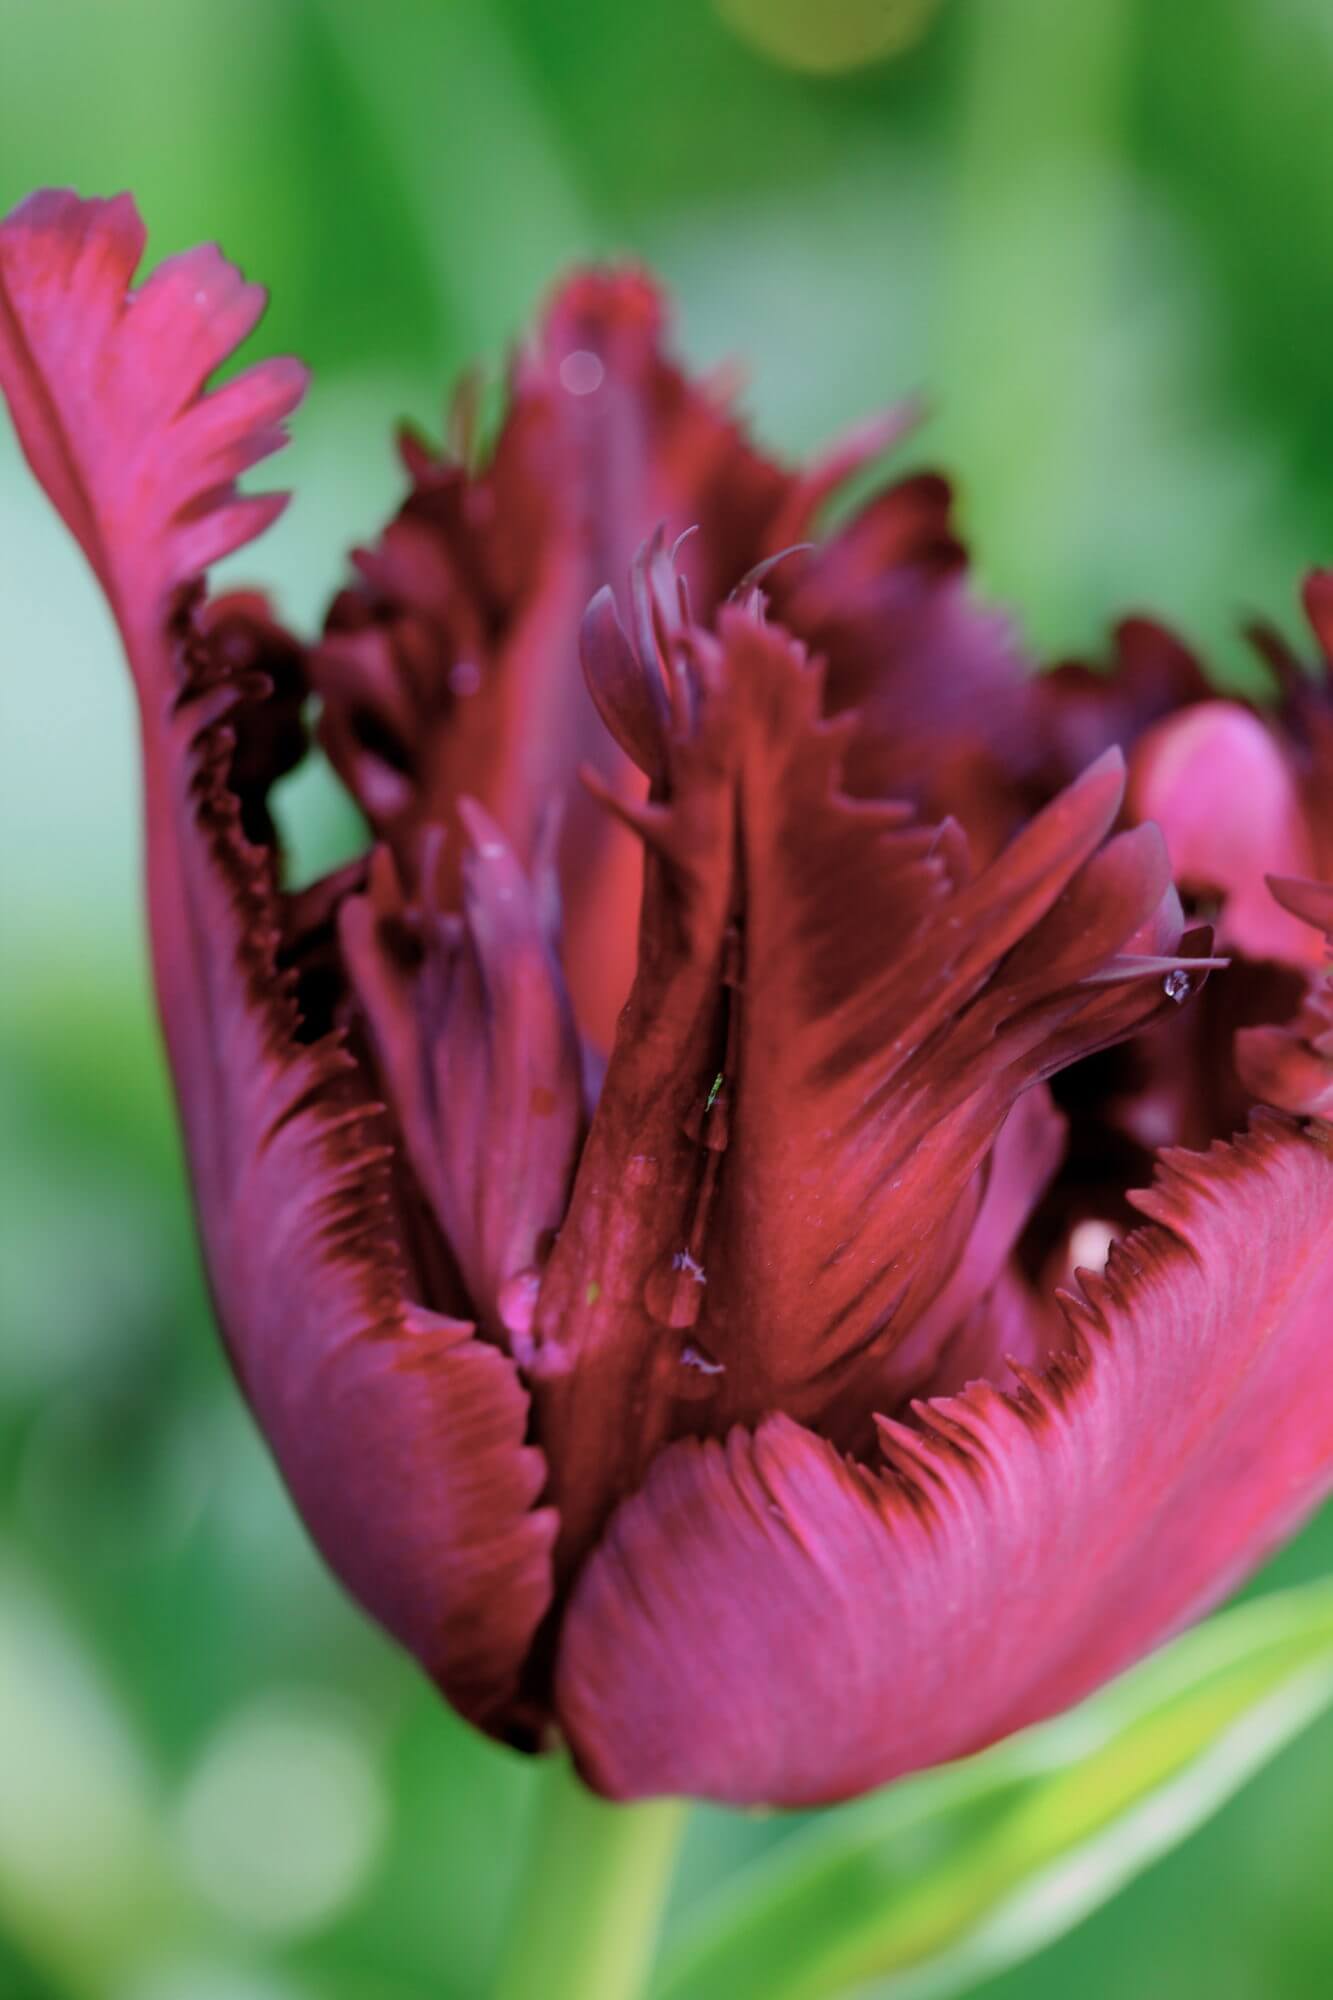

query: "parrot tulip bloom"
xmin=2 ymin=190 xmax=1331 ymax=1807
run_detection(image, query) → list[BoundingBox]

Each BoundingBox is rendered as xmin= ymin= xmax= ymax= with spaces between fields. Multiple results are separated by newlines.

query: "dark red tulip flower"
xmin=3 ymin=190 xmax=1330 ymax=1808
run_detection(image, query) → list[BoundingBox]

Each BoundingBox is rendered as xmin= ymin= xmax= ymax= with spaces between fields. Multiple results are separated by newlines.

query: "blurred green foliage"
xmin=2 ymin=1 xmax=1332 ymax=1995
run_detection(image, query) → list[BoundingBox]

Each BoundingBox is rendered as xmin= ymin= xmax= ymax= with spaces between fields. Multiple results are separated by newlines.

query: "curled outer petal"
xmin=557 ymin=1114 xmax=1333 ymax=1804
xmin=0 ymin=190 xmax=555 ymax=1729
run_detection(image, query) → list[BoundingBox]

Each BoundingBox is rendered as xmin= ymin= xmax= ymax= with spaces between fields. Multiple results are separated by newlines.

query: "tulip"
xmin=2 ymin=189 xmax=1329 ymax=1809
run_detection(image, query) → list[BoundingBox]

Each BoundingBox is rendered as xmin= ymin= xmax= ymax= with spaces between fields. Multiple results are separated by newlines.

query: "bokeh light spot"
xmin=715 ymin=0 xmax=941 ymax=75
xmin=177 ymin=1695 xmax=387 ymax=1938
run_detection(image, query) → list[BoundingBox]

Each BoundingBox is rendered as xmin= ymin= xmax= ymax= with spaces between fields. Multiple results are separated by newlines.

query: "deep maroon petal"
xmin=834 ymin=1083 xmax=1067 ymax=1428
xmin=308 ymin=275 xmax=1019 ymax=1044
xmin=532 ymin=590 xmax=1210 ymax=1566
xmin=0 ymin=191 xmax=305 ymax=654
xmin=339 ymin=807 xmax=585 ymax=1348
xmin=771 ymin=471 xmax=1035 ymax=860
xmin=310 ymin=268 xmax=797 ymax=1043
xmin=648 ymin=613 xmax=1198 ymax=1420
xmin=557 ymin=1114 xmax=1333 ymax=1804
xmin=0 ymin=190 xmax=555 ymax=1727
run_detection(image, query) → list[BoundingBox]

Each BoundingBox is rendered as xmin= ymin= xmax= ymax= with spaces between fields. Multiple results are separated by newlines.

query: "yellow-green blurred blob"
xmin=715 ymin=0 xmax=940 ymax=74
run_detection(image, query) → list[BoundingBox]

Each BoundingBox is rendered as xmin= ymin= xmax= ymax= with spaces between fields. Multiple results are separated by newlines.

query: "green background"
xmin=1 ymin=1 xmax=1331 ymax=1994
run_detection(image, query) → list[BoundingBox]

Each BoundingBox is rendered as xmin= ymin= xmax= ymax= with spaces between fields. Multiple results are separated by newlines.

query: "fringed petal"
xmin=531 ymin=585 xmax=1214 ymax=1565
xmin=310 ymin=267 xmax=796 ymax=1043
xmin=309 ymin=273 xmax=1021 ymax=1041
xmin=0 ymin=190 xmax=555 ymax=1730
xmin=770 ymin=471 xmax=1036 ymax=861
xmin=339 ymin=808 xmax=586 ymax=1349
xmin=557 ymin=1115 xmax=1333 ymax=1803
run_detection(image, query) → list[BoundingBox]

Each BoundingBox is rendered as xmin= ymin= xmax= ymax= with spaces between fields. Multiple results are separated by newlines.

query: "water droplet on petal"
xmin=1067 ymin=1218 xmax=1117 ymax=1275
xmin=1163 ymin=968 xmax=1192 ymax=1004
xmin=680 ymin=1340 xmax=725 ymax=1376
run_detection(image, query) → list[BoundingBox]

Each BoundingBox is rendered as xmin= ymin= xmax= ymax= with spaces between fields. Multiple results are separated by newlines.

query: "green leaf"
xmin=651 ymin=1581 xmax=1333 ymax=2000
xmin=0 ymin=1923 xmax=74 ymax=2000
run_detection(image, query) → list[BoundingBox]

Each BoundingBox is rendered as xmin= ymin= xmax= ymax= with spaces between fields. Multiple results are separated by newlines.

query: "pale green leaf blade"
xmin=652 ymin=1581 xmax=1333 ymax=2000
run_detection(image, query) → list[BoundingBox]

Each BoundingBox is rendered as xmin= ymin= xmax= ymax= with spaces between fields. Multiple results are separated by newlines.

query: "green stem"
xmin=493 ymin=1757 xmax=688 ymax=2000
